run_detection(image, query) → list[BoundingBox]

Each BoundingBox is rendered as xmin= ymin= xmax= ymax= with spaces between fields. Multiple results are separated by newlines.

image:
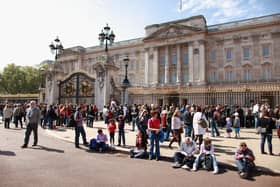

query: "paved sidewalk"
xmin=44 ymin=120 xmax=280 ymax=174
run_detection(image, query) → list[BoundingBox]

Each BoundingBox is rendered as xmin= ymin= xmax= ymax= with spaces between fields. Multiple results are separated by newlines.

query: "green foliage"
xmin=0 ymin=63 xmax=44 ymax=94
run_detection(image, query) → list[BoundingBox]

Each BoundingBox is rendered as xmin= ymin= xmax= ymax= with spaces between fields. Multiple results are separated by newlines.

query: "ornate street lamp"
xmin=49 ymin=36 xmax=64 ymax=60
xmin=121 ymin=56 xmax=130 ymax=104
xmin=98 ymin=24 xmax=115 ymax=52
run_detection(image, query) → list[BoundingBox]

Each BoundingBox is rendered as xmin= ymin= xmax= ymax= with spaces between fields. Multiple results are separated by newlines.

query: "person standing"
xmin=3 ymin=104 xmax=13 ymax=129
xmin=183 ymin=105 xmax=193 ymax=138
xmin=108 ymin=118 xmax=116 ymax=147
xmin=74 ymin=106 xmax=88 ymax=148
xmin=13 ymin=104 xmax=23 ymax=128
xmin=233 ymin=112 xmax=241 ymax=138
xmin=257 ymin=110 xmax=274 ymax=155
xmin=21 ymin=101 xmax=41 ymax=148
xmin=193 ymin=106 xmax=207 ymax=149
xmin=148 ymin=110 xmax=161 ymax=161
xmin=169 ymin=109 xmax=182 ymax=148
xmin=117 ymin=115 xmax=126 ymax=146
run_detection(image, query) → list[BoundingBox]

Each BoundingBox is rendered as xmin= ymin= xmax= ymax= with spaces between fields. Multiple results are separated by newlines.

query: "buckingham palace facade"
xmin=41 ymin=14 xmax=280 ymax=110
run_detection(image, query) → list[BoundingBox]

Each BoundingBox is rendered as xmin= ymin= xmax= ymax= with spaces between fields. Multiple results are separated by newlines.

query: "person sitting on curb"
xmin=129 ymin=130 xmax=148 ymax=159
xmin=172 ymin=137 xmax=197 ymax=170
xmin=89 ymin=129 xmax=109 ymax=152
xmin=192 ymin=137 xmax=219 ymax=174
xmin=235 ymin=142 xmax=255 ymax=179
xmin=96 ymin=129 xmax=109 ymax=152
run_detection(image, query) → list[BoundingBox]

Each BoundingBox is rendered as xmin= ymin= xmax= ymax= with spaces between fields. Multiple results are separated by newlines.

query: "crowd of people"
xmin=1 ymin=100 xmax=280 ymax=179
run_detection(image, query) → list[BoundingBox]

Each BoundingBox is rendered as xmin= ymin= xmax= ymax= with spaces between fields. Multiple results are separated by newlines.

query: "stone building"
xmin=41 ymin=14 xmax=280 ymax=110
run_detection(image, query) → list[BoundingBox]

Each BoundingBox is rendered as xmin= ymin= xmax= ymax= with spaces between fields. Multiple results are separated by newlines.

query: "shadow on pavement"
xmin=218 ymin=161 xmax=280 ymax=178
xmin=31 ymin=145 xmax=65 ymax=153
xmin=0 ymin=150 xmax=16 ymax=156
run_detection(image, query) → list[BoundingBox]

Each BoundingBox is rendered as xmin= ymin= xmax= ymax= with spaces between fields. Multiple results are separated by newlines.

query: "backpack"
xmin=204 ymin=154 xmax=213 ymax=170
xmin=89 ymin=138 xmax=98 ymax=151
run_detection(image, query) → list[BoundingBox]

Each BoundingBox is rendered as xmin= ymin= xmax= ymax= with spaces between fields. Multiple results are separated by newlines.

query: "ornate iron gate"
xmin=58 ymin=72 xmax=95 ymax=105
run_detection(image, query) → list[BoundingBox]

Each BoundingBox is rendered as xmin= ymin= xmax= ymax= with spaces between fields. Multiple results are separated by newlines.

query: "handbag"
xmin=257 ymin=126 xmax=266 ymax=134
xmin=198 ymin=118 xmax=207 ymax=128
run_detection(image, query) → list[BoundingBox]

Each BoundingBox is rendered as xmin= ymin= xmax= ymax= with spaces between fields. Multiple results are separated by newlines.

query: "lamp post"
xmin=98 ymin=24 xmax=115 ymax=52
xmin=121 ymin=56 xmax=130 ymax=105
xmin=49 ymin=36 xmax=64 ymax=60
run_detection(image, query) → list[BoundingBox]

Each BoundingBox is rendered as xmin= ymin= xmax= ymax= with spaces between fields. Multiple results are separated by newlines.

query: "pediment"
xmin=143 ymin=24 xmax=202 ymax=41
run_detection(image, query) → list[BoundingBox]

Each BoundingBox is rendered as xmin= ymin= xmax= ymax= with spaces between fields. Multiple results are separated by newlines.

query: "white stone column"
xmin=164 ymin=46 xmax=169 ymax=84
xmin=144 ymin=48 xmax=149 ymax=86
xmin=199 ymin=40 xmax=206 ymax=83
xmin=153 ymin=47 xmax=158 ymax=85
xmin=176 ymin=44 xmax=181 ymax=83
xmin=188 ymin=42 xmax=194 ymax=82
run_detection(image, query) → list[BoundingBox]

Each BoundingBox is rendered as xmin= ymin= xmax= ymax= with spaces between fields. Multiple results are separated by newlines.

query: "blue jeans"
xmin=97 ymin=142 xmax=108 ymax=152
xmin=130 ymin=148 xmax=147 ymax=159
xmin=132 ymin=117 xmax=136 ymax=131
xmin=210 ymin=119 xmax=220 ymax=137
xmin=149 ymin=131 xmax=160 ymax=159
xmin=236 ymin=158 xmax=255 ymax=173
xmin=75 ymin=126 xmax=87 ymax=146
xmin=254 ymin=115 xmax=258 ymax=128
xmin=261 ymin=133 xmax=272 ymax=154
xmin=165 ymin=125 xmax=171 ymax=140
xmin=193 ymin=154 xmax=218 ymax=169
xmin=184 ymin=124 xmax=192 ymax=137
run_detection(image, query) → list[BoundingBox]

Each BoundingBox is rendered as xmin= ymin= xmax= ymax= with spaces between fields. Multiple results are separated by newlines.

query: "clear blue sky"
xmin=0 ymin=0 xmax=279 ymax=70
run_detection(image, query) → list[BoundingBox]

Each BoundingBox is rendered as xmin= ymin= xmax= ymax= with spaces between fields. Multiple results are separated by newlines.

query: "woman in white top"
xmin=193 ymin=106 xmax=208 ymax=148
xmin=168 ymin=109 xmax=182 ymax=148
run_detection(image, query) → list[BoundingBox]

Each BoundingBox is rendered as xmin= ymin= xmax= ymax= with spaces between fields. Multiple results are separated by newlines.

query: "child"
xmin=108 ymin=119 xmax=116 ymax=147
xmin=130 ymin=130 xmax=148 ymax=159
xmin=225 ymin=117 xmax=232 ymax=138
xmin=233 ymin=112 xmax=240 ymax=138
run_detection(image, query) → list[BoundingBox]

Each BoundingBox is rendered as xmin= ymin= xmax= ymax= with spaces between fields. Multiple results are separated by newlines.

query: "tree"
xmin=0 ymin=63 xmax=41 ymax=94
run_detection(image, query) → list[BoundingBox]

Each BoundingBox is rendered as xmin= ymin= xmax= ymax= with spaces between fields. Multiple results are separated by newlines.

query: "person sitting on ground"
xmin=172 ymin=137 xmax=197 ymax=170
xmin=235 ymin=142 xmax=255 ymax=179
xmin=192 ymin=137 xmax=219 ymax=174
xmin=96 ymin=129 xmax=109 ymax=152
xmin=129 ymin=130 xmax=148 ymax=159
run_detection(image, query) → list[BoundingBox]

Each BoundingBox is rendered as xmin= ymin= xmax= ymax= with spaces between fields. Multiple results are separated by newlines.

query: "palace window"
xmin=225 ymin=49 xmax=232 ymax=61
xmin=210 ymin=51 xmax=216 ymax=61
xmin=225 ymin=70 xmax=233 ymax=81
xmin=244 ymin=69 xmax=251 ymax=81
xmin=159 ymin=75 xmax=165 ymax=84
xmin=160 ymin=55 xmax=165 ymax=66
xmin=262 ymin=45 xmax=270 ymax=57
xmin=171 ymin=54 xmax=177 ymax=65
xmin=243 ymin=47 xmax=250 ymax=60
xmin=210 ymin=72 xmax=217 ymax=82
xmin=171 ymin=47 xmax=177 ymax=65
xmin=171 ymin=72 xmax=177 ymax=83
xmin=183 ymin=72 xmax=189 ymax=82
xmin=263 ymin=67 xmax=271 ymax=80
xmin=183 ymin=53 xmax=189 ymax=64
